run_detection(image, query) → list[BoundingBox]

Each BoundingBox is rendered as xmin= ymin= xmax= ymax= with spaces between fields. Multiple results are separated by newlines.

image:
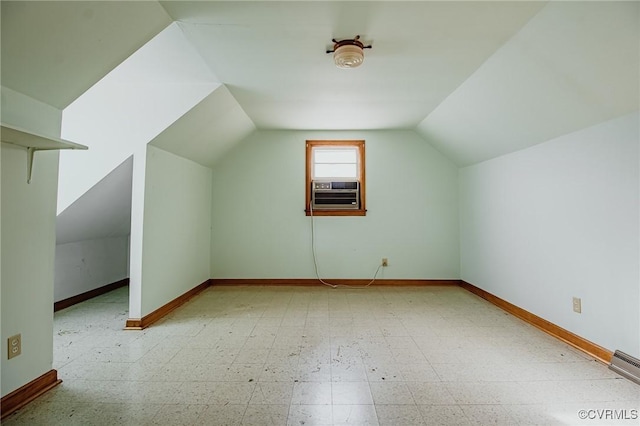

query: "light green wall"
xmin=55 ymin=236 xmax=130 ymax=302
xmin=1 ymin=88 xmax=61 ymax=397
xmin=140 ymin=145 xmax=212 ymax=316
xmin=1 ymin=86 xmax=61 ymax=137
xmin=1 ymin=146 xmax=59 ymax=397
xmin=460 ymin=112 xmax=640 ymax=356
xmin=211 ymin=130 xmax=459 ymax=280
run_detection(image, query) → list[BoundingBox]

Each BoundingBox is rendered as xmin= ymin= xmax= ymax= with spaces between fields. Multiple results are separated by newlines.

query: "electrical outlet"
xmin=8 ymin=334 xmax=21 ymax=359
xmin=573 ymin=297 xmax=582 ymax=314
xmin=382 ymin=258 xmax=388 ymax=267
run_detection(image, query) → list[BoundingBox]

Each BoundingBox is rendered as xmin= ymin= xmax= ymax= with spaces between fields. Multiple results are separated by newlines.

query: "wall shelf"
xmin=1 ymin=123 xmax=88 ymax=183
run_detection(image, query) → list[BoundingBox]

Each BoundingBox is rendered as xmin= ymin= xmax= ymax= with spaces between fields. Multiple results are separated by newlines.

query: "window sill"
xmin=305 ymin=209 xmax=366 ymax=217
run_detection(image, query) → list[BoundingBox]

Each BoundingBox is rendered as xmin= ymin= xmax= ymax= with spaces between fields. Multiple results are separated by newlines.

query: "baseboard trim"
xmin=1 ymin=370 xmax=61 ymax=420
xmin=125 ymin=279 xmax=210 ymax=330
xmin=210 ymin=278 xmax=460 ymax=286
xmin=459 ymin=280 xmax=613 ymax=364
xmin=54 ymin=278 xmax=129 ymax=312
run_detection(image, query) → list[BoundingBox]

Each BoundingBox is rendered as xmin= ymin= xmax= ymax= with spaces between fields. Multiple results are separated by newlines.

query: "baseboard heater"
xmin=609 ymin=350 xmax=640 ymax=385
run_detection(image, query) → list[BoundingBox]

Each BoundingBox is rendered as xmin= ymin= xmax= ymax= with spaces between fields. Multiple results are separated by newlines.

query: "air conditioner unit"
xmin=311 ymin=180 xmax=360 ymax=210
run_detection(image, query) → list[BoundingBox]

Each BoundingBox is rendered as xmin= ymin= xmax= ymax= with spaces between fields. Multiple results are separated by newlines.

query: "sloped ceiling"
xmin=162 ymin=1 xmax=546 ymax=131
xmin=58 ymin=22 xmax=220 ymax=214
xmin=1 ymin=1 xmax=172 ymax=109
xmin=2 ymin=1 xmax=638 ymax=171
xmin=56 ymin=157 xmax=132 ymax=245
xmin=149 ymin=85 xmax=255 ymax=167
xmin=1 ymin=0 xmax=636 ymax=249
xmin=416 ymin=1 xmax=640 ymax=166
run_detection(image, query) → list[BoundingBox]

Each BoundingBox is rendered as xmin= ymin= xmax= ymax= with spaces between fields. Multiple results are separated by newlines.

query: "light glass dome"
xmin=333 ymin=44 xmax=364 ymax=69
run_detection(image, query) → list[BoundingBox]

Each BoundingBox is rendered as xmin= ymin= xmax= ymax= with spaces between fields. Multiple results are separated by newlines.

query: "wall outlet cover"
xmin=8 ymin=334 xmax=21 ymax=359
xmin=572 ymin=297 xmax=582 ymax=314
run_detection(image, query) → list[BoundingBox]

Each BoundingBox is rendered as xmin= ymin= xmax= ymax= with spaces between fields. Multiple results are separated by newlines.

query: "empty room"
xmin=1 ymin=1 xmax=639 ymax=425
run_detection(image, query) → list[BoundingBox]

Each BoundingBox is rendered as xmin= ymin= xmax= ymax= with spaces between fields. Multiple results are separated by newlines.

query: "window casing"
xmin=305 ymin=140 xmax=366 ymax=216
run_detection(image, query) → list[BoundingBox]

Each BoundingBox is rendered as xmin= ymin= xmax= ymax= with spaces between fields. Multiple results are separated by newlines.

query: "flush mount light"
xmin=326 ymin=35 xmax=372 ymax=69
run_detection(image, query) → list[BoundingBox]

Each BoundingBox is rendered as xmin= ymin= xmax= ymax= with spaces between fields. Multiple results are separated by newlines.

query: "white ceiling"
xmin=2 ymin=1 xmax=637 ymax=167
xmin=149 ymin=85 xmax=255 ymax=165
xmin=163 ymin=1 xmax=547 ymax=131
xmin=57 ymin=22 xmax=220 ymax=214
xmin=417 ymin=1 xmax=640 ymax=165
xmin=1 ymin=1 xmax=638 ymax=246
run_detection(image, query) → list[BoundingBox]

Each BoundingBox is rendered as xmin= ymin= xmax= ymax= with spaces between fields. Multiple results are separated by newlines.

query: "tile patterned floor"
xmin=3 ymin=285 xmax=639 ymax=425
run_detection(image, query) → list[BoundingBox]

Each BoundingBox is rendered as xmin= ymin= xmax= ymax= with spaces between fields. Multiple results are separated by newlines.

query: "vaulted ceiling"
xmin=2 ymin=1 xmax=637 ymax=169
xmin=162 ymin=1 xmax=546 ymax=132
xmin=2 ymin=1 xmax=637 ymax=246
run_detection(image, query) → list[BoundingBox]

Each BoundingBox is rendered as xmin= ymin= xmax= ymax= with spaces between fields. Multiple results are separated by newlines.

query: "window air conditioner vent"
xmin=311 ymin=180 xmax=360 ymax=210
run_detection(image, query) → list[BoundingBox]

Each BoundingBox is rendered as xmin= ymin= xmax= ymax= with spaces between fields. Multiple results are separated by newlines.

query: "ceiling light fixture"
xmin=326 ymin=35 xmax=372 ymax=69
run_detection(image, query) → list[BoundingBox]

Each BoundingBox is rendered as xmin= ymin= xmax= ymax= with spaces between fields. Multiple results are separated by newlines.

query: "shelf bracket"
xmin=25 ymin=147 xmax=59 ymax=184
xmin=1 ymin=123 xmax=88 ymax=184
xmin=27 ymin=147 xmax=35 ymax=184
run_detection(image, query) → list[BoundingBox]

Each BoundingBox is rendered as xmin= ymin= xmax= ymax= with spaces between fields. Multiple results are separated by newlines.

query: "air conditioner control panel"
xmin=313 ymin=181 xmax=358 ymax=190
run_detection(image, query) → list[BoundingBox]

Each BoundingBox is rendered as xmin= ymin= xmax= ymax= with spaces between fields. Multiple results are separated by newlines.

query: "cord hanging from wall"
xmin=308 ymin=202 xmax=382 ymax=289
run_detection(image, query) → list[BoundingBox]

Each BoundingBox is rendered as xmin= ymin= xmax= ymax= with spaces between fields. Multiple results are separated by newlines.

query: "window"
xmin=305 ymin=140 xmax=366 ymax=216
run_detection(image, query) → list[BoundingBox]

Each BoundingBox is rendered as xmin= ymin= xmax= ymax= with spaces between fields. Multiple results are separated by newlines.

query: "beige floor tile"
xmin=242 ymin=404 xmax=289 ymax=426
xmin=297 ymin=363 xmax=332 ymax=382
xmin=259 ymin=362 xmax=300 ymax=382
xmin=459 ymin=404 xmax=517 ymax=425
xmin=233 ymin=348 xmax=270 ymax=364
xmin=374 ymin=404 xmax=425 ymax=426
xmin=194 ymin=404 xmax=246 ymax=426
xmin=332 ymin=404 xmax=379 ymax=425
xmin=291 ymin=382 xmax=332 ymax=405
xmin=221 ymin=364 xmax=264 ymax=382
xmin=399 ymin=363 xmax=441 ymax=382
xmin=331 ymin=363 xmax=369 ymax=382
xmin=148 ymin=403 xmax=209 ymax=426
xmin=407 ymin=382 xmax=456 ymax=405
xmin=417 ymin=404 xmax=471 ymax=425
xmin=332 ymin=382 xmax=374 ymax=405
xmin=287 ymin=404 xmax=333 ymax=425
xmin=4 ymin=285 xmax=639 ymax=426
xmin=364 ymin=363 xmax=404 ymax=382
xmin=249 ymin=382 xmax=294 ymax=405
xmin=369 ymin=382 xmax=415 ymax=405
